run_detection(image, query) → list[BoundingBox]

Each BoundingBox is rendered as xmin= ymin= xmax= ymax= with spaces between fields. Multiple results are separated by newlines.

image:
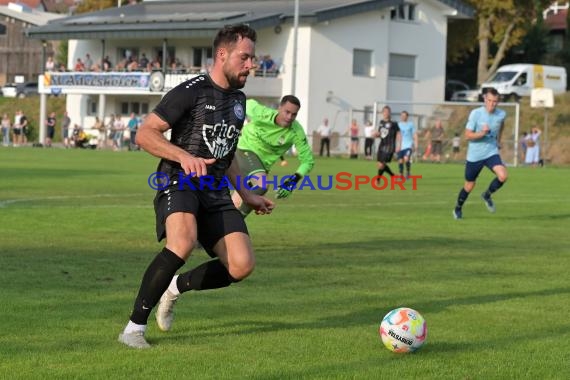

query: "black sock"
xmin=384 ymin=165 xmax=394 ymax=177
xmin=486 ymin=178 xmax=504 ymax=197
xmin=176 ymin=258 xmax=238 ymax=292
xmin=456 ymin=188 xmax=470 ymax=209
xmin=377 ymin=168 xmax=385 ymax=178
xmin=398 ymin=163 xmax=404 ymax=175
xmin=129 ymin=248 xmax=185 ymax=325
xmin=406 ymin=162 xmax=411 ymax=175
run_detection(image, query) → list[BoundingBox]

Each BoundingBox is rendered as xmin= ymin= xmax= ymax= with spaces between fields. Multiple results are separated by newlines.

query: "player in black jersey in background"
xmin=118 ymin=24 xmax=274 ymax=349
xmin=375 ymin=105 xmax=401 ymax=182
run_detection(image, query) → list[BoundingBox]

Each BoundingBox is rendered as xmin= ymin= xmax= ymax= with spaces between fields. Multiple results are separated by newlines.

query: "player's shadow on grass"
xmin=172 ymin=286 xmax=570 ymax=343
xmin=494 ymin=213 xmax=570 ymax=221
xmin=1 ymin=167 xmax=121 ymax=178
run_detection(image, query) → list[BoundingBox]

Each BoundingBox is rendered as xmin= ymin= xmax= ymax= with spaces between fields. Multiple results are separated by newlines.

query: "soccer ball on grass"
xmin=379 ymin=307 xmax=427 ymax=353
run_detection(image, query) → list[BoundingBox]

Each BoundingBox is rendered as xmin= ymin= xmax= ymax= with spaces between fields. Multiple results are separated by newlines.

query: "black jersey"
xmin=153 ymin=74 xmax=246 ymax=193
xmin=377 ymin=119 xmax=400 ymax=153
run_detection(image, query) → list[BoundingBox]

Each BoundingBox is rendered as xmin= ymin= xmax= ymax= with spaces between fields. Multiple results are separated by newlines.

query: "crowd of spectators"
xmin=45 ymin=52 xmax=283 ymax=77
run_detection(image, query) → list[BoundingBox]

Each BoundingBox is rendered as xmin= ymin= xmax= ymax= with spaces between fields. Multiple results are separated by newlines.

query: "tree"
xmin=75 ymin=0 xmax=141 ymax=14
xmin=448 ymin=0 xmax=552 ymax=85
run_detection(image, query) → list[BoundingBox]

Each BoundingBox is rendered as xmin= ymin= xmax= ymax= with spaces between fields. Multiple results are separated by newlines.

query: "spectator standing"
xmin=45 ymin=56 xmax=55 ymax=72
xmin=84 ymin=54 xmax=93 ymax=71
xmin=74 ymin=58 xmax=85 ymax=71
xmin=92 ymin=116 xmax=105 ymax=149
xmin=127 ymin=112 xmax=139 ymax=151
xmin=520 ymin=132 xmax=528 ymax=163
xmin=61 ymin=111 xmax=71 ymax=148
xmin=1 ymin=113 xmax=10 ymax=146
xmin=452 ymin=132 xmax=461 ymax=160
xmin=317 ymin=117 xmax=331 ymax=157
xmin=525 ymin=127 xmax=541 ymax=167
xmin=112 ymin=115 xmax=125 ymax=151
xmin=430 ymin=119 xmax=444 ymax=163
xmin=46 ymin=112 xmax=56 ymax=147
xmin=364 ymin=120 xmax=375 ymax=160
xmin=12 ymin=110 xmax=23 ymax=147
xmin=348 ymin=119 xmax=359 ymax=159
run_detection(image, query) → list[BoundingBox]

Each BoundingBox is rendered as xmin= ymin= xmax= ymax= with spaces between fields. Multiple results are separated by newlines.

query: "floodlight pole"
xmin=291 ymin=0 xmax=299 ymax=94
xmin=538 ymin=107 xmax=548 ymax=166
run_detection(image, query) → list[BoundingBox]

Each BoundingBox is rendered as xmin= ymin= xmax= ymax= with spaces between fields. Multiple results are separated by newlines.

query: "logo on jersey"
xmin=205 ymin=104 xmax=216 ymax=110
xmin=380 ymin=126 xmax=390 ymax=139
xmin=202 ymin=120 xmax=238 ymax=158
xmin=234 ymin=102 xmax=245 ymax=120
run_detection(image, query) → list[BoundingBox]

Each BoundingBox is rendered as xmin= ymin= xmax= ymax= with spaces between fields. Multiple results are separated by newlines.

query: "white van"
xmin=480 ymin=64 xmax=567 ymax=101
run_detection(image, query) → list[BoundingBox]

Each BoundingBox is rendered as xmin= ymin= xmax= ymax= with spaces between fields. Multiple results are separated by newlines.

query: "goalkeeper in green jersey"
xmin=232 ymin=95 xmax=315 ymax=216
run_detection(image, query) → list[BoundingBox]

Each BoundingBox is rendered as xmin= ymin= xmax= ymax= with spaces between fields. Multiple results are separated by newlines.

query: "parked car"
xmin=445 ymin=79 xmax=470 ymax=101
xmin=451 ymin=88 xmax=481 ymax=102
xmin=1 ymin=82 xmax=39 ymax=98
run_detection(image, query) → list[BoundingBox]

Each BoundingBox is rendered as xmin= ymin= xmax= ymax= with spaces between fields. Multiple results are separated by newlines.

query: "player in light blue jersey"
xmin=453 ymin=88 xmax=508 ymax=219
xmin=396 ymin=111 xmax=418 ymax=178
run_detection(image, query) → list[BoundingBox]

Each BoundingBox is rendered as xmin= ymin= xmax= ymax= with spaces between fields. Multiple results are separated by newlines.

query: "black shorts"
xmin=154 ymin=188 xmax=248 ymax=258
xmin=377 ymin=149 xmax=394 ymax=163
xmin=432 ymin=141 xmax=443 ymax=155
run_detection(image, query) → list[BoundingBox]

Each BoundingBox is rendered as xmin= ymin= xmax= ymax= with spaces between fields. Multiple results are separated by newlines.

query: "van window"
xmin=489 ymin=71 xmax=517 ymax=82
xmin=514 ymin=73 xmax=527 ymax=86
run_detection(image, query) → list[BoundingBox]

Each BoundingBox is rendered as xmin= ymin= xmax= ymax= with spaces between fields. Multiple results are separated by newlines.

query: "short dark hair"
xmin=401 ymin=110 xmax=409 ymax=117
xmin=213 ymin=24 xmax=257 ymax=51
xmin=383 ymin=105 xmax=391 ymax=112
xmin=280 ymin=95 xmax=301 ymax=108
xmin=484 ymin=87 xmax=499 ymax=97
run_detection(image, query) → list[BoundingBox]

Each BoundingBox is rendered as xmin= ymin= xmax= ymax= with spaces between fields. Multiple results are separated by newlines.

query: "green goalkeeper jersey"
xmin=238 ymin=99 xmax=314 ymax=176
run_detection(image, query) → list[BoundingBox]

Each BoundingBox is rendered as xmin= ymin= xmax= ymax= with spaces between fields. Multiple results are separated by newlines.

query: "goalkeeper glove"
xmin=276 ymin=173 xmax=302 ymax=199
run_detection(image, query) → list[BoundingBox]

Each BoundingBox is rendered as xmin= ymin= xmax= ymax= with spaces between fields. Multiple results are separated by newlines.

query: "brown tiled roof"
xmin=544 ymin=8 xmax=567 ymax=31
xmin=0 ymin=0 xmax=75 ymax=12
xmin=0 ymin=0 xmax=44 ymax=8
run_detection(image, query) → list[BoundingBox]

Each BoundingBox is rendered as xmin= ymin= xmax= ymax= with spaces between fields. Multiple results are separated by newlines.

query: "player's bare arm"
xmin=136 ymin=112 xmax=215 ymax=176
xmin=396 ymin=131 xmax=402 ymax=152
xmin=464 ymin=125 xmax=490 ymax=141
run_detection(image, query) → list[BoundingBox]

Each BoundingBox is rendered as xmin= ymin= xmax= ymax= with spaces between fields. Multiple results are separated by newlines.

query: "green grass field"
xmin=1 ymin=147 xmax=569 ymax=379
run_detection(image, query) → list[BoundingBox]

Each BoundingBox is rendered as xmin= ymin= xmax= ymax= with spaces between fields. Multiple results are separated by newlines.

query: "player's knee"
xmin=166 ymin=238 xmax=196 ymax=259
xmin=228 ymin=259 xmax=256 ymax=281
xmin=498 ymin=173 xmax=508 ymax=183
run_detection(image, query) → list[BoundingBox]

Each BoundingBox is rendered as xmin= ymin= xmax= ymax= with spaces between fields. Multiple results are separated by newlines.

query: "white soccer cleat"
xmin=118 ymin=331 xmax=151 ymax=349
xmin=156 ymin=290 xmax=178 ymax=332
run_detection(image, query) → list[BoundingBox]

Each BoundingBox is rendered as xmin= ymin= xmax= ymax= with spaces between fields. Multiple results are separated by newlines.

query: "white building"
xmin=26 ymin=0 xmax=473 ymax=148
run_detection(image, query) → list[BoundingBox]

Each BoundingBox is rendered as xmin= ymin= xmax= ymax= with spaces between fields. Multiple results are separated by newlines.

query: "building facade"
xmin=0 ymin=2 xmax=63 ymax=85
xmin=26 ymin=0 xmax=473 ymax=146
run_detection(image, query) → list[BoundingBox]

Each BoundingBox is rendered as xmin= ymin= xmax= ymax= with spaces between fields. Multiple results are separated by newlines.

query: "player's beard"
xmin=224 ymin=66 xmax=249 ymax=89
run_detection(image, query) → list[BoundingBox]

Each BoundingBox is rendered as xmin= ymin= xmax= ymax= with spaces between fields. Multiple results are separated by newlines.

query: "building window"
xmin=88 ymin=100 xmax=97 ymax=115
xmin=120 ymin=102 xmax=149 ymax=116
xmin=389 ymin=53 xmax=416 ymax=79
xmin=353 ymin=49 xmax=374 ymax=77
xmin=192 ymin=47 xmax=213 ymax=69
xmin=0 ymin=24 xmax=6 ymax=35
xmin=390 ymin=3 xmax=416 ymax=21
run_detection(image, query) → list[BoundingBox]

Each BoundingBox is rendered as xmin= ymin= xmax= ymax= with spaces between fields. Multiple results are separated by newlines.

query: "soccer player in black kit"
xmin=118 ymin=24 xmax=274 ymax=349
xmin=375 ymin=105 xmax=401 ymax=182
